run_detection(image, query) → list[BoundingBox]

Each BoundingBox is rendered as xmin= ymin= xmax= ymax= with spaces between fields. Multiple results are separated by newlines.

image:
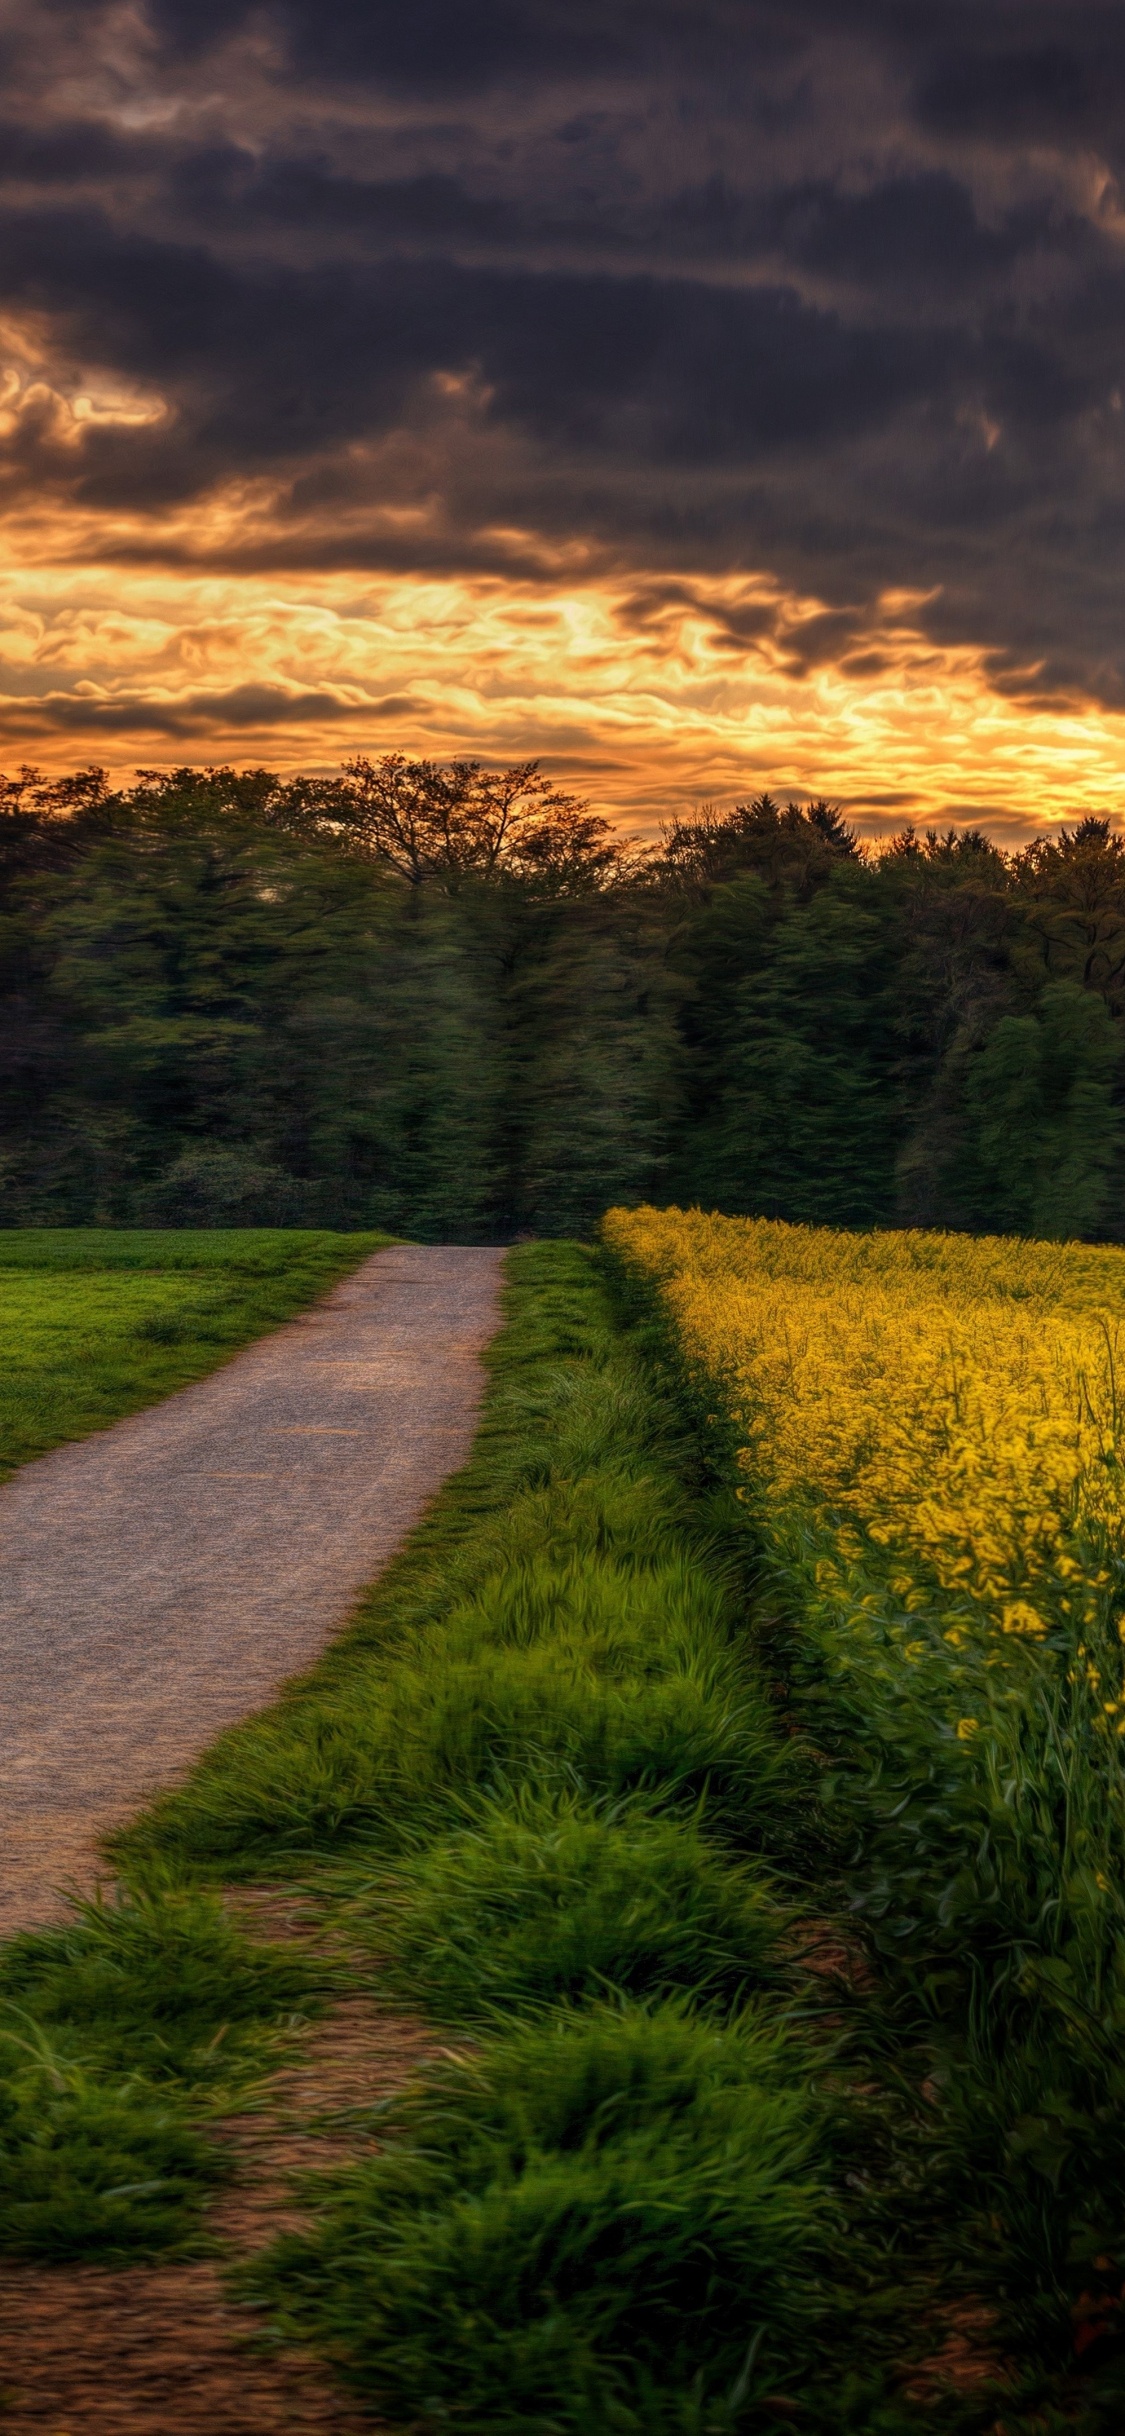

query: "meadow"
xmin=0 ymin=1228 xmax=391 ymax=1476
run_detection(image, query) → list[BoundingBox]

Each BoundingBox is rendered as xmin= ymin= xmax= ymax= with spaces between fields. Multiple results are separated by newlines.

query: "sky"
xmin=5 ymin=0 xmax=1125 ymax=839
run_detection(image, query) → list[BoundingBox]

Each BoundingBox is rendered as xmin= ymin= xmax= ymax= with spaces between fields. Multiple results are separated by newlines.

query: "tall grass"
xmin=336 ymin=1785 xmax=785 ymax=2022
xmin=248 ymin=2004 xmax=831 ymax=2435
xmin=0 ymin=1888 xmax=321 ymax=2257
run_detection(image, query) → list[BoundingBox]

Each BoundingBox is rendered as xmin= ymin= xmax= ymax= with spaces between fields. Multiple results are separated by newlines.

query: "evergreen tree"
xmin=688 ymin=865 xmax=898 ymax=1227
xmin=3 ymin=759 xmax=1125 ymax=1247
xmin=964 ymin=981 xmax=1121 ymax=1239
xmin=502 ymin=890 xmax=681 ymax=1235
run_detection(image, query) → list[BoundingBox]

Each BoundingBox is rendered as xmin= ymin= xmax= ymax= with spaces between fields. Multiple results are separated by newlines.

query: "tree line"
xmin=1 ymin=756 xmax=1122 ymax=1241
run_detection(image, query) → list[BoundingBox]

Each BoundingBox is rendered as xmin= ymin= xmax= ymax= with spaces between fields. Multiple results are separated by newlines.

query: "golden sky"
xmin=7 ymin=515 xmax=1125 ymax=844
xmin=5 ymin=4 xmax=1125 ymax=843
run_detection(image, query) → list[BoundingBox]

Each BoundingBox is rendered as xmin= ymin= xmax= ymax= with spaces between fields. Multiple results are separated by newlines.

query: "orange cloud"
xmin=3 ymin=489 xmax=1125 ymax=841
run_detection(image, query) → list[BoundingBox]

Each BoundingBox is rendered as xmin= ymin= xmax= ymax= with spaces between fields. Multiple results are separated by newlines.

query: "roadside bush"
xmin=0 ymin=1886 xmax=318 ymax=2089
xmin=136 ymin=1144 xmax=315 ymax=1226
xmin=249 ymin=2002 xmax=832 ymax=2431
xmin=0 ymin=2047 xmax=226 ymax=2260
xmin=0 ymin=1887 xmax=320 ymax=2258
xmin=339 ymin=1785 xmax=784 ymax=2021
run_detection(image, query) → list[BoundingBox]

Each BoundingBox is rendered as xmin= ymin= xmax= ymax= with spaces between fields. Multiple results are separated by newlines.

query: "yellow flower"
xmin=605 ymin=1207 xmax=1125 ymax=1744
xmin=1001 ymin=1603 xmax=1048 ymax=1638
xmin=956 ymin=1718 xmax=980 ymax=1739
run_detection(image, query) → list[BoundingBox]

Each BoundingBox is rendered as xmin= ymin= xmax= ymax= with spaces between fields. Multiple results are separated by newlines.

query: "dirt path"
xmin=0 ymin=1243 xmax=504 ymax=1931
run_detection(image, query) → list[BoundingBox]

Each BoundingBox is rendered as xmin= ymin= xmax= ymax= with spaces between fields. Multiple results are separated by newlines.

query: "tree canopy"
xmin=2 ymin=756 xmax=1124 ymax=1243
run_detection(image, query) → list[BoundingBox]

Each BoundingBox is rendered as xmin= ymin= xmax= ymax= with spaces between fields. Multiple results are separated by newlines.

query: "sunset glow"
xmin=5 ymin=4 xmax=1125 ymax=841
xmin=9 ymin=457 xmax=1125 ymax=841
xmin=8 ymin=545 xmax=1125 ymax=841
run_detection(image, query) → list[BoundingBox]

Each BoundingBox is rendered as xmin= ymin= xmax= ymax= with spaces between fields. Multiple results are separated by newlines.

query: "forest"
xmin=0 ymin=754 xmax=1122 ymax=1242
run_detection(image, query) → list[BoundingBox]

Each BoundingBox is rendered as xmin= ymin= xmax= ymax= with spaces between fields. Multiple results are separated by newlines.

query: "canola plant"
xmin=605 ymin=1205 xmax=1125 ymax=1771
xmin=605 ymin=1211 xmax=1125 ymax=2354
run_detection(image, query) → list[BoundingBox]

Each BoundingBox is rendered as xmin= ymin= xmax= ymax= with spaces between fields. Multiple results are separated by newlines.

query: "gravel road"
xmin=0 ymin=1243 xmax=505 ymax=1930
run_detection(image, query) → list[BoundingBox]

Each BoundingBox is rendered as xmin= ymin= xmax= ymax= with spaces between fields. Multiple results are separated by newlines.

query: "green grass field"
xmin=0 ymin=1229 xmax=392 ymax=1478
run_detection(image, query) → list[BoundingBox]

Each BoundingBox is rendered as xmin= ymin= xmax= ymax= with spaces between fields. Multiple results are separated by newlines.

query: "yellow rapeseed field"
xmin=605 ymin=1208 xmax=1125 ymax=1716
xmin=607 ymin=1209 xmax=1125 ymax=2308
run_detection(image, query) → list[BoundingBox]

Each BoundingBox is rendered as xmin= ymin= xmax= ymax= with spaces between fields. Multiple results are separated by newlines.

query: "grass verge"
xmin=0 ymin=1227 xmax=392 ymax=1476
xmin=112 ymin=1243 xmax=798 ymax=1890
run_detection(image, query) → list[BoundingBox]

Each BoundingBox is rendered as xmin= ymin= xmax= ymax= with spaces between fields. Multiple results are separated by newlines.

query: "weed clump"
xmin=249 ymin=2003 xmax=831 ymax=2431
xmin=0 ymin=1885 xmax=317 ymax=2087
xmin=337 ymin=1785 xmax=784 ymax=2021
xmin=0 ymin=1888 xmax=320 ymax=2258
xmin=0 ymin=2054 xmax=226 ymax=2261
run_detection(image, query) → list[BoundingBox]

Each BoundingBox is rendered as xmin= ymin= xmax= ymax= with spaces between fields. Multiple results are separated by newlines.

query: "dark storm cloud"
xmin=0 ymin=208 xmax=945 ymax=489
xmin=142 ymin=0 xmax=710 ymax=89
xmin=916 ymin=42 xmax=1112 ymax=139
xmin=6 ymin=0 xmax=1125 ymax=702
xmin=0 ymin=683 xmax=421 ymax=737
